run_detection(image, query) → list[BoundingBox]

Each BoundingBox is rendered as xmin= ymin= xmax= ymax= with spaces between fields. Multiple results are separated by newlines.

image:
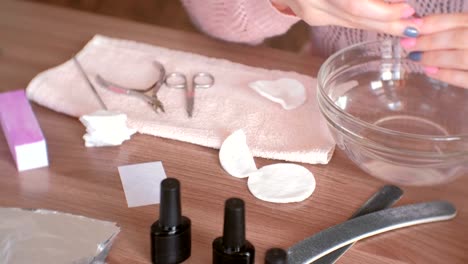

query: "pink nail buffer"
xmin=0 ymin=89 xmax=49 ymax=171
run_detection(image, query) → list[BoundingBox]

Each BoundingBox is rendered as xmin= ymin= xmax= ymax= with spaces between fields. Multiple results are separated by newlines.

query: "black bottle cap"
xmin=159 ymin=178 xmax=182 ymax=228
xmin=151 ymin=178 xmax=191 ymax=264
xmin=265 ymin=248 xmax=288 ymax=264
xmin=222 ymin=198 xmax=246 ymax=250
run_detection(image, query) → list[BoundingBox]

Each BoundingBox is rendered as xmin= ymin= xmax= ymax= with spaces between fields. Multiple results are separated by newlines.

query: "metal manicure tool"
xmin=95 ymin=60 xmax=214 ymax=117
xmin=288 ymin=200 xmax=457 ymax=264
xmin=95 ymin=61 xmax=166 ymax=113
xmin=73 ymin=57 xmax=108 ymax=110
xmin=165 ymin=72 xmax=214 ymax=118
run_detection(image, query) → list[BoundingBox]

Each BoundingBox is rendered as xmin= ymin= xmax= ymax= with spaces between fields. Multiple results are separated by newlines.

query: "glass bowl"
xmin=317 ymin=39 xmax=468 ymax=186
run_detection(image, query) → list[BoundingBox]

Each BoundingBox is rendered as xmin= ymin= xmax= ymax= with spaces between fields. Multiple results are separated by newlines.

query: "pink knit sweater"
xmin=181 ymin=0 xmax=467 ymax=56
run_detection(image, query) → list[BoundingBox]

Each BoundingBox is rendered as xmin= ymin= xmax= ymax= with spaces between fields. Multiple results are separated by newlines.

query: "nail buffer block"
xmin=0 ymin=89 xmax=49 ymax=171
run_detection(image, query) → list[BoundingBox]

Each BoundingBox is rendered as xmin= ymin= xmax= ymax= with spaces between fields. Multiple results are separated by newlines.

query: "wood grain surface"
xmin=1 ymin=1 xmax=467 ymax=263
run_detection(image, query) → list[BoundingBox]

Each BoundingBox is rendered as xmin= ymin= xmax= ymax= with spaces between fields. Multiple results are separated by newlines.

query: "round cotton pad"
xmin=249 ymin=78 xmax=306 ymax=110
xmin=219 ymin=130 xmax=258 ymax=178
xmin=247 ymin=163 xmax=316 ymax=203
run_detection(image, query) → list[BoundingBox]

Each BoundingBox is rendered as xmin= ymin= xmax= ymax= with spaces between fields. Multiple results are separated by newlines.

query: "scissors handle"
xmin=165 ymin=72 xmax=187 ymax=89
xmin=95 ymin=61 xmax=164 ymax=94
xmin=192 ymin=72 xmax=214 ymax=88
xmin=96 ymin=74 xmax=165 ymax=113
xmin=165 ymin=71 xmax=214 ymax=118
xmin=165 ymin=72 xmax=215 ymax=89
xmin=96 ymin=75 xmax=130 ymax=95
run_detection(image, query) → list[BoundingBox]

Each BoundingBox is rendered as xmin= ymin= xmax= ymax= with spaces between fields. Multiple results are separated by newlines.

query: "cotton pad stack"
xmin=219 ymin=130 xmax=316 ymax=203
xmin=79 ymin=110 xmax=136 ymax=147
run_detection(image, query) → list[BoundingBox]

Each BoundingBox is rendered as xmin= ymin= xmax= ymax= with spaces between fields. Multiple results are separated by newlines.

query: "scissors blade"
xmin=183 ymin=79 xmax=195 ymax=117
xmin=186 ymin=95 xmax=194 ymax=118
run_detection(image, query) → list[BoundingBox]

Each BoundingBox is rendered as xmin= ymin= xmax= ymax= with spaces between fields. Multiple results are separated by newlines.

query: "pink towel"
xmin=26 ymin=35 xmax=335 ymax=164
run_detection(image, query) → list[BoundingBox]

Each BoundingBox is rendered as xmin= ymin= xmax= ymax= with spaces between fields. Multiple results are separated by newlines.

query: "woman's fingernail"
xmin=408 ymin=51 xmax=422 ymax=61
xmin=403 ymin=26 xmax=419 ymax=38
xmin=424 ymin=66 xmax=439 ymax=75
xmin=400 ymin=38 xmax=416 ymax=49
xmin=402 ymin=6 xmax=415 ymax=18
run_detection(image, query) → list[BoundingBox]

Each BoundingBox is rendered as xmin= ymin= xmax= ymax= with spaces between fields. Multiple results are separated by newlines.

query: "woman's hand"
xmin=271 ymin=0 xmax=421 ymax=38
xmin=400 ymin=13 xmax=468 ymax=88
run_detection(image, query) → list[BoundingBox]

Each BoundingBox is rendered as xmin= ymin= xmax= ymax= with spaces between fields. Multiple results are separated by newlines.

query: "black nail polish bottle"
xmin=265 ymin=248 xmax=288 ymax=264
xmin=151 ymin=178 xmax=191 ymax=264
xmin=212 ymin=198 xmax=255 ymax=264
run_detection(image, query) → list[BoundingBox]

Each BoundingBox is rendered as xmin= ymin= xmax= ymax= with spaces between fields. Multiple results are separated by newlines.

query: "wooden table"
xmin=1 ymin=1 xmax=467 ymax=263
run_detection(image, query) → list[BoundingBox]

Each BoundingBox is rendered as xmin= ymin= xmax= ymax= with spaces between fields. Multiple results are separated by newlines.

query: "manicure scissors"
xmin=95 ymin=61 xmax=166 ymax=113
xmin=164 ymin=72 xmax=215 ymax=117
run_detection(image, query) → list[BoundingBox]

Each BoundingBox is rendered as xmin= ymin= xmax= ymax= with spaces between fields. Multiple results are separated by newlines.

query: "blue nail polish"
xmin=408 ymin=51 xmax=422 ymax=61
xmin=403 ymin=26 xmax=419 ymax=38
